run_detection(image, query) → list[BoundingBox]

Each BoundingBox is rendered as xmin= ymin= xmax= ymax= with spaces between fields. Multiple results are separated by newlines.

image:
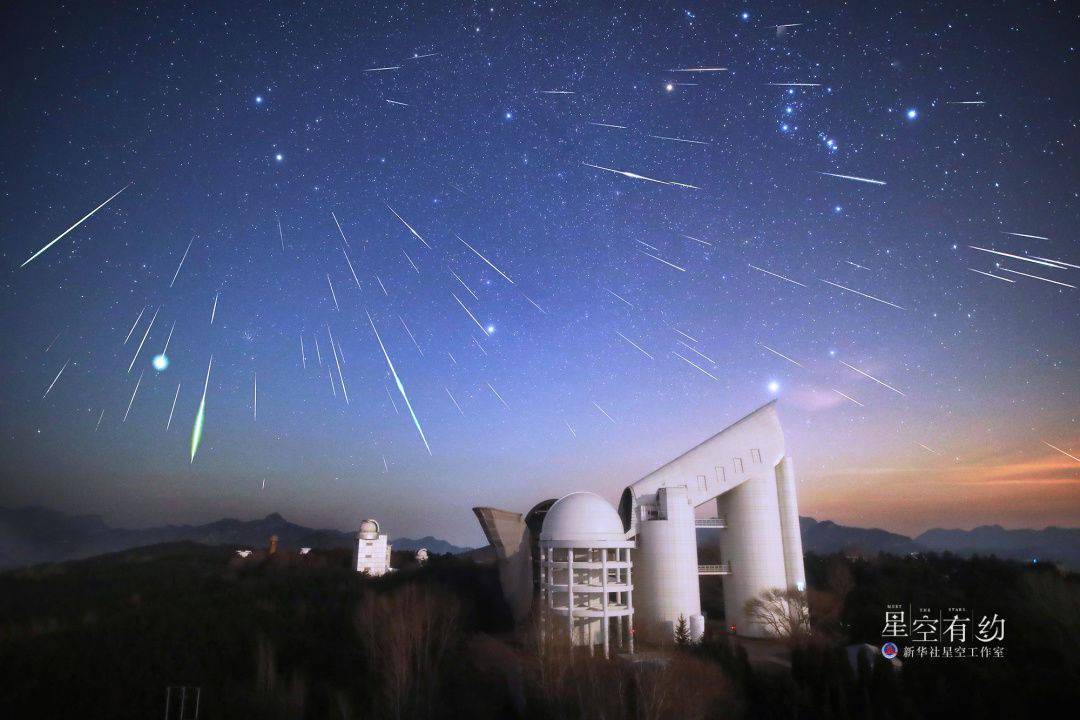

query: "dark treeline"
xmin=0 ymin=543 xmax=1077 ymax=719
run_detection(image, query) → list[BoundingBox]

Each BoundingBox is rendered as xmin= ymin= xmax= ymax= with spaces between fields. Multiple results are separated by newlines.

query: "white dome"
xmin=359 ymin=518 xmax=381 ymax=538
xmin=540 ymin=492 xmax=625 ymax=544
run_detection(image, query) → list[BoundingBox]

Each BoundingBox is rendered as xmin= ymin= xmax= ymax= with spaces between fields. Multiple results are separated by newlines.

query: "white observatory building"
xmin=475 ymin=401 xmax=807 ymax=648
xmin=355 ymin=518 xmax=392 ymax=576
xmin=539 ymin=493 xmax=635 ymax=657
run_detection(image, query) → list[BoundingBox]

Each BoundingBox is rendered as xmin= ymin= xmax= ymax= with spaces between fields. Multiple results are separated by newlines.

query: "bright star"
xmin=768 ymin=380 xmax=780 ymax=394
xmin=255 ymin=95 xmax=263 ymax=104
xmin=275 ymin=153 xmax=283 ymax=162
xmin=152 ymin=354 xmax=169 ymax=371
xmin=665 ymin=83 xmax=674 ymax=92
xmin=486 ymin=324 xmax=495 ymax=334
xmin=504 ymin=111 xmax=513 ymax=120
xmin=906 ymin=108 xmax=918 ymax=120
xmin=741 ymin=12 xmax=750 ymax=20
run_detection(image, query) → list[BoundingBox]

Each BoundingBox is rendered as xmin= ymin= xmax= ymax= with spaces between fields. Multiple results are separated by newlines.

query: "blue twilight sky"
xmin=1 ymin=1 xmax=1077 ymax=546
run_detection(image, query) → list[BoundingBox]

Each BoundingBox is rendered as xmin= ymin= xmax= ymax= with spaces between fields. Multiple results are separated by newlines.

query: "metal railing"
xmin=697 ymin=562 xmax=731 ymax=575
xmin=695 ymin=517 xmax=726 ymax=528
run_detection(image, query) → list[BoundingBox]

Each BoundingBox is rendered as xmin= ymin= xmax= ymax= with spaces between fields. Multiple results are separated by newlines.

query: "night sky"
xmin=2 ymin=2 xmax=1077 ymax=546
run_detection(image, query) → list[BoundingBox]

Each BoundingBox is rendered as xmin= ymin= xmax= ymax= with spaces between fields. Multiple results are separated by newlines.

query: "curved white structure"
xmin=539 ymin=493 xmax=635 ymax=658
xmin=355 ymin=518 xmax=392 ymax=576
xmin=622 ymin=401 xmax=805 ymax=640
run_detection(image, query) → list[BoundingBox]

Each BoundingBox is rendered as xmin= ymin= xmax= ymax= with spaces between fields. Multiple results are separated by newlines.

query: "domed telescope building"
xmin=355 ymin=518 xmax=392 ymax=576
xmin=474 ymin=401 xmax=806 ymax=651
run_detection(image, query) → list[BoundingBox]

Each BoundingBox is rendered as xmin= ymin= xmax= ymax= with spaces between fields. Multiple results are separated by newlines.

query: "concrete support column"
xmin=566 ymin=548 xmax=575 ymax=645
xmin=601 ymin=547 xmax=610 ymax=658
xmin=775 ymin=456 xmax=807 ymax=591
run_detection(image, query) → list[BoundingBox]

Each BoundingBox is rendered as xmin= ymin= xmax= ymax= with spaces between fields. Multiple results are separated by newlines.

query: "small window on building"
xmin=697 ymin=474 xmax=707 ymax=492
xmin=733 ymin=457 xmax=744 ymax=473
xmin=750 ymin=448 xmax=762 ymax=464
xmin=715 ymin=465 xmax=726 ymax=484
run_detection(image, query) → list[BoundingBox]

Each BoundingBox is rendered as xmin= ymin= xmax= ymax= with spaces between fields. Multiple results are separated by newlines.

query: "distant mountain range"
xmin=1 ymin=506 xmax=1076 ymax=571
xmin=0 ymin=507 xmax=470 ymax=570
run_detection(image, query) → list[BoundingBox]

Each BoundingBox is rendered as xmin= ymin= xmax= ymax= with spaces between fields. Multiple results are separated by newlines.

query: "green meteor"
xmin=190 ymin=355 xmax=212 ymax=463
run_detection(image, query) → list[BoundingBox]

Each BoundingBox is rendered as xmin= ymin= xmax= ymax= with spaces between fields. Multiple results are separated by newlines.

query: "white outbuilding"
xmin=355 ymin=518 xmax=392 ymax=576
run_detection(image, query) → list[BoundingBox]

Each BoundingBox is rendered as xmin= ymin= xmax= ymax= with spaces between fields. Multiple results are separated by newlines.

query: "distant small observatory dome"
xmin=359 ymin=518 xmax=381 ymax=539
xmin=540 ymin=492 xmax=625 ymax=544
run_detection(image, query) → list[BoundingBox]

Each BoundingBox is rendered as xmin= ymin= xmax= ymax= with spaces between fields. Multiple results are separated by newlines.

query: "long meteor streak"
xmin=456 ymin=234 xmax=514 ymax=283
xmin=759 ymin=343 xmax=804 ymax=367
xmin=821 ymin=280 xmax=905 ymax=310
xmin=343 ymin=248 xmax=362 ymax=288
xmin=816 ymin=171 xmax=886 ymax=185
xmin=326 ymin=324 xmax=349 ymax=403
xmin=210 ymin=292 xmax=219 ymax=324
xmin=673 ymin=351 xmax=721 ymax=381
xmin=840 ymin=360 xmax=906 ymax=397
xmin=367 ymin=312 xmax=431 ymax=454
xmin=21 ymin=184 xmax=130 ymax=267
xmin=166 ymin=382 xmax=181 ymax=430
xmin=592 ymin=401 xmax=616 ymax=423
xmin=43 ymin=360 xmax=70 ymax=398
xmin=386 ymin=204 xmax=433 ymax=249
xmin=190 ymin=355 xmax=212 ymax=463
xmin=999 ymin=267 xmax=1076 ymax=288
xmin=332 ymin=211 xmax=350 ymax=247
xmin=1042 ymin=441 xmax=1080 ymax=463
xmin=124 ymin=306 xmax=147 ymax=344
xmin=832 ymin=389 xmax=864 ymax=407
xmin=123 ymin=371 xmax=145 ymax=422
xmin=749 ymin=264 xmax=807 ymax=287
xmin=968 ymin=245 xmax=1066 ymax=269
xmin=582 ymin=162 xmax=700 ymax=189
xmin=639 ymin=250 xmax=686 ymax=272
xmin=615 ymin=330 xmax=654 ymax=359
xmin=1002 ymin=231 xmax=1048 ymax=240
xmin=968 ymin=268 xmax=1015 ymax=283
xmin=327 ymin=274 xmax=340 ymax=310
xmin=451 ymin=292 xmax=490 ymax=335
xmin=169 ymin=237 xmax=195 ymax=287
xmin=128 ymin=305 xmax=160 ymax=372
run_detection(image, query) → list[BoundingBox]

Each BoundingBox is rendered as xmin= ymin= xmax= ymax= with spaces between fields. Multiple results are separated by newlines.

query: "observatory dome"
xmin=540 ymin=492 xmax=625 ymax=544
xmin=359 ymin=519 xmax=381 ymax=539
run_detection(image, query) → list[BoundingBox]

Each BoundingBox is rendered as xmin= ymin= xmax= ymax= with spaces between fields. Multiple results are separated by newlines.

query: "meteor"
xmin=329 ymin=212 xmax=351 ymax=251
xmin=821 ymin=279 xmax=905 ymax=310
xmin=166 ymin=382 xmax=181 ymax=430
xmin=327 ymin=274 xmax=340 ymax=310
xmin=124 ymin=306 xmax=147 ymax=344
xmin=123 ymin=371 xmax=145 ymax=422
xmin=456 ymin=234 xmax=514 ymax=283
xmin=386 ymin=204 xmax=432 ymax=249
xmin=95 ymin=408 xmax=105 ymax=432
xmin=451 ymin=291 xmax=490 ymax=335
xmin=403 ymin=250 xmax=419 ymax=273
xmin=592 ymin=401 xmax=616 ymax=423
xmin=160 ymin=320 xmax=176 ymax=357
xmin=450 ymin=269 xmax=479 ymax=299
xmin=667 ymin=67 xmax=728 ymax=72
xmin=968 ymin=268 xmax=1015 ymax=283
xmin=917 ymin=443 xmax=941 ymax=456
xmin=385 ymin=386 xmax=399 ymax=414
xmin=42 ymin=359 xmax=70 ymax=398
xmin=21 ymin=183 xmax=130 ymax=267
xmin=523 ymin=293 xmax=547 ymax=315
xmin=946 ymin=101 xmax=986 ymax=105
xmin=768 ymin=82 xmax=821 ymax=87
xmin=845 ymin=260 xmax=872 ymax=271
xmin=190 ymin=355 xmax=212 ymax=463
xmin=1002 ymin=231 xmax=1049 ymax=240
xmin=169 ymin=237 xmax=195 ymax=287
xmin=565 ymin=421 xmax=577 ymax=438
xmin=487 ymin=383 xmax=509 ymax=408
xmin=539 ymin=90 xmax=575 ymax=94
xmin=326 ymin=324 xmax=349 ymax=403
xmin=210 ymin=292 xmax=219 ymax=324
xmin=681 ymin=234 xmax=712 ymax=246
xmin=649 ymin=134 xmax=709 ymax=145
xmin=314 ymin=335 xmax=322 ymax=366
xmin=832 ymin=389 xmax=864 ymax=407
xmin=364 ymin=65 xmax=401 ymax=72
xmin=385 ymin=99 xmax=410 ymax=106
xmin=816 ymin=171 xmax=886 ymax=185
xmin=759 ymin=343 xmax=804 ymax=367
xmin=1042 ymin=441 xmax=1079 ymax=464
xmin=605 ymin=288 xmax=634 ymax=307
xmin=445 ymin=387 xmax=464 ymax=415
xmin=639 ymin=250 xmax=686 ymax=272
xmin=967 ymin=245 xmax=1065 ymax=269
xmin=615 ymin=330 xmax=654 ymax=359
xmin=128 ymin=305 xmax=160 ymax=372
xmin=677 ymin=339 xmax=715 ymax=364
xmin=399 ymin=315 xmax=424 ymax=356
xmin=1000 ymin=267 xmax=1076 ymax=288
xmin=367 ymin=311 xmax=431 ymax=454
xmin=45 ymin=332 xmax=62 ymax=353
xmin=589 ymin=122 xmax=628 ymax=129
xmin=253 ymin=371 xmax=257 ymax=420
xmin=839 ymin=360 xmax=906 ymax=397
xmin=277 ymin=214 xmax=284 ymax=251
xmin=299 ymin=336 xmax=307 ymax=369
xmin=673 ymin=351 xmax=721 ymax=381
xmin=672 ymin=327 xmax=698 ymax=343
xmin=343 ymin=248 xmax=362 ymax=288
xmin=583 ymin=162 xmax=700 ymax=189
xmin=749 ymin=264 xmax=807 ymax=287
xmin=376 ymin=275 xmax=389 ymax=295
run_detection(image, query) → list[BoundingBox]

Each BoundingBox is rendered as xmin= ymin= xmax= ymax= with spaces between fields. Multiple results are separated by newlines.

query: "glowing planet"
xmin=768 ymin=380 xmax=780 ymax=394
xmin=152 ymin=354 xmax=169 ymax=371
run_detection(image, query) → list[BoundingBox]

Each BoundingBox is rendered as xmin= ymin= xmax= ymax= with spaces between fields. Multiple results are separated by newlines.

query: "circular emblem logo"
xmin=881 ymin=642 xmax=899 ymax=659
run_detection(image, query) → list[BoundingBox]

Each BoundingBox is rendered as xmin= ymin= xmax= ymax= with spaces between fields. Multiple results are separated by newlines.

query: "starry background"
xmin=1 ymin=1 xmax=1077 ymax=546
